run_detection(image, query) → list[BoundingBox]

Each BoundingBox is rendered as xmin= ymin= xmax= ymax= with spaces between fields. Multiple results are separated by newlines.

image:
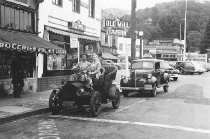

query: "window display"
xmin=47 ymin=54 xmax=66 ymax=70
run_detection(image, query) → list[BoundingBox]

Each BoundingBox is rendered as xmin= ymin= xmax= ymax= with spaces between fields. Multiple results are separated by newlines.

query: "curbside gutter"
xmin=0 ymin=108 xmax=50 ymax=125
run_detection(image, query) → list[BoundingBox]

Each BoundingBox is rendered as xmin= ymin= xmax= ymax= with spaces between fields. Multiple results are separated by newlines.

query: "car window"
xmin=185 ymin=62 xmax=193 ymax=67
xmin=132 ymin=61 xmax=154 ymax=69
xmin=160 ymin=62 xmax=171 ymax=69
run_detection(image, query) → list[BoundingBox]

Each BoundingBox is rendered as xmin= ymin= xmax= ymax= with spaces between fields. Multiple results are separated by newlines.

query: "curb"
xmin=0 ymin=108 xmax=50 ymax=124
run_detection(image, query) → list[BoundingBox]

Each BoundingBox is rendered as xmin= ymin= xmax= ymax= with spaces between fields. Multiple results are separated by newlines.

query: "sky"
xmin=99 ymin=0 xmax=173 ymax=10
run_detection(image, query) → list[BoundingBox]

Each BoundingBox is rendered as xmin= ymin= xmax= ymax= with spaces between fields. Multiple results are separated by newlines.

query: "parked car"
xmin=204 ymin=62 xmax=210 ymax=72
xmin=175 ymin=61 xmax=196 ymax=75
xmin=120 ymin=59 xmax=170 ymax=97
xmin=164 ymin=62 xmax=180 ymax=81
xmin=191 ymin=61 xmax=204 ymax=74
xmin=197 ymin=61 xmax=209 ymax=72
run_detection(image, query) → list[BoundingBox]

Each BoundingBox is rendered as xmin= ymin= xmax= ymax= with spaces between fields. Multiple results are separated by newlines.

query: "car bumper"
xmin=170 ymin=74 xmax=180 ymax=78
xmin=121 ymin=84 xmax=153 ymax=91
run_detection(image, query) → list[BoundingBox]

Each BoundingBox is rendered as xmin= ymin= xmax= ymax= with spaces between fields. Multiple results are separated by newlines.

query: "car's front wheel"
xmin=150 ymin=85 xmax=157 ymax=97
xmin=90 ymin=91 xmax=102 ymax=117
xmin=49 ymin=90 xmax=61 ymax=115
xmin=112 ymin=88 xmax=120 ymax=109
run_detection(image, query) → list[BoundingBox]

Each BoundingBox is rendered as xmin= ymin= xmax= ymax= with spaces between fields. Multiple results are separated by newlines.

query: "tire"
xmin=90 ymin=91 xmax=102 ymax=117
xmin=163 ymin=85 xmax=169 ymax=92
xmin=150 ymin=85 xmax=157 ymax=97
xmin=112 ymin=88 xmax=121 ymax=109
xmin=49 ymin=90 xmax=61 ymax=115
xmin=122 ymin=90 xmax=129 ymax=97
xmin=180 ymin=69 xmax=185 ymax=75
xmin=173 ymin=77 xmax=178 ymax=81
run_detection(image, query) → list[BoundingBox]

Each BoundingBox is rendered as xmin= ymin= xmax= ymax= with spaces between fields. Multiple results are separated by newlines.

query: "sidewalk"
xmin=0 ymin=90 xmax=52 ymax=124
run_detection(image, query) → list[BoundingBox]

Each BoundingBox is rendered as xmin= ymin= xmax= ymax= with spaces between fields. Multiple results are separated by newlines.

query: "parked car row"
xmin=171 ymin=61 xmax=210 ymax=75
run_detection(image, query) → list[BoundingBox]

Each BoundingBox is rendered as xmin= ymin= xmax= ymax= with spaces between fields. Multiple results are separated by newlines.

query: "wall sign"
xmin=68 ymin=20 xmax=86 ymax=32
xmin=106 ymin=29 xmax=127 ymax=37
xmin=0 ymin=42 xmax=66 ymax=54
xmin=103 ymin=19 xmax=130 ymax=28
xmin=103 ymin=18 xmax=130 ymax=37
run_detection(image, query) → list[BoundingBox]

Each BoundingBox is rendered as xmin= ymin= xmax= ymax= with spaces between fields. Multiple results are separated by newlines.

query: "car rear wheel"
xmin=173 ymin=77 xmax=178 ymax=81
xmin=122 ymin=90 xmax=129 ymax=97
xmin=150 ymin=85 xmax=157 ymax=97
xmin=90 ymin=91 xmax=102 ymax=117
xmin=163 ymin=85 xmax=169 ymax=92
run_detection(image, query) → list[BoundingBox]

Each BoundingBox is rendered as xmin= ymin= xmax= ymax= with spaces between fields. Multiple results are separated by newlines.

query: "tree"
xmin=200 ymin=17 xmax=210 ymax=54
xmin=187 ymin=31 xmax=203 ymax=52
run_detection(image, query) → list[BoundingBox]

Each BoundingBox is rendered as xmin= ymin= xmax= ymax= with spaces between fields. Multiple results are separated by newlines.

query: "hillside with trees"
xmin=120 ymin=1 xmax=210 ymax=53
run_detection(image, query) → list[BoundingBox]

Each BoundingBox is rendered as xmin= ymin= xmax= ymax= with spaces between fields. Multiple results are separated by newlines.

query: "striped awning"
xmin=45 ymin=26 xmax=99 ymax=42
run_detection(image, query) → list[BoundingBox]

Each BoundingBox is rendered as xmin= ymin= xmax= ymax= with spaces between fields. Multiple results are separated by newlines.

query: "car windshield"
xmin=161 ymin=62 xmax=172 ymax=69
xmin=132 ymin=61 xmax=154 ymax=69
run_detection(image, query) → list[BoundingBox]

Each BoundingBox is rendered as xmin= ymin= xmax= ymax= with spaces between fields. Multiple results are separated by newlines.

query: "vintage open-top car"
xmin=49 ymin=65 xmax=120 ymax=117
xmin=120 ymin=59 xmax=170 ymax=97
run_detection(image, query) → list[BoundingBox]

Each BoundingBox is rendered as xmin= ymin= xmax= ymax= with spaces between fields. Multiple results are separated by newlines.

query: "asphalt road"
xmin=1 ymin=70 xmax=210 ymax=139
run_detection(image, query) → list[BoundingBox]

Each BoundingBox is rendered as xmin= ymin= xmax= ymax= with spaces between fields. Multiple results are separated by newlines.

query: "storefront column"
xmin=37 ymin=53 xmax=44 ymax=78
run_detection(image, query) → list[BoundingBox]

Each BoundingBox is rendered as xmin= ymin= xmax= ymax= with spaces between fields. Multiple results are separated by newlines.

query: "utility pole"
xmin=183 ymin=0 xmax=187 ymax=61
xmin=131 ymin=0 xmax=136 ymax=61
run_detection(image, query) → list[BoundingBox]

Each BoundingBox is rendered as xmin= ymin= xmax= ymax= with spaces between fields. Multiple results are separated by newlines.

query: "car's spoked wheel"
xmin=90 ymin=91 xmax=102 ymax=117
xmin=112 ymin=88 xmax=120 ymax=109
xmin=150 ymin=84 xmax=157 ymax=97
xmin=49 ymin=91 xmax=61 ymax=114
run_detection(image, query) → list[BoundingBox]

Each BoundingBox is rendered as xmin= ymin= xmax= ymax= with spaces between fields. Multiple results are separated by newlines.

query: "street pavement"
xmin=1 ymin=70 xmax=210 ymax=138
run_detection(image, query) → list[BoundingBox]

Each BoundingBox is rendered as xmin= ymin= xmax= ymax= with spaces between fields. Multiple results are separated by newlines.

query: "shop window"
xmin=0 ymin=52 xmax=35 ymax=79
xmin=0 ymin=4 xmax=36 ymax=32
xmin=73 ymin=0 xmax=80 ymax=13
xmin=47 ymin=54 xmax=66 ymax=70
xmin=52 ymin=0 xmax=63 ymax=7
xmin=89 ymin=0 xmax=95 ymax=18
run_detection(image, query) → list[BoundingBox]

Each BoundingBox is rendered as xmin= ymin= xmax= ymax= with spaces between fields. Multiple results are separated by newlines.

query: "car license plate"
xmin=144 ymin=84 xmax=152 ymax=89
xmin=63 ymin=101 xmax=74 ymax=107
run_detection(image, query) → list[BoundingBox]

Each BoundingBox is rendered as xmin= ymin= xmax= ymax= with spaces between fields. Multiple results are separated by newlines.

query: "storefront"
xmin=36 ymin=26 xmax=100 ymax=92
xmin=0 ymin=28 xmax=66 ymax=96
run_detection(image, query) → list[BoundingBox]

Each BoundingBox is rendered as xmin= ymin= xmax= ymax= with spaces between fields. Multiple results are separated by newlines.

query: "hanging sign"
xmin=0 ymin=42 xmax=66 ymax=54
xmin=70 ymin=37 xmax=79 ymax=48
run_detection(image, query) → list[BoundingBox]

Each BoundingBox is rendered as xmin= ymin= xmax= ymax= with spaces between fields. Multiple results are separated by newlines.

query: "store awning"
xmin=102 ymin=53 xmax=119 ymax=60
xmin=0 ymin=29 xmax=66 ymax=54
xmin=45 ymin=26 xmax=100 ymax=42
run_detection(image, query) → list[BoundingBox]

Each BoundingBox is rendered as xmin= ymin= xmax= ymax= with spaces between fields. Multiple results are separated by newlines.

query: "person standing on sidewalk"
xmin=11 ymin=55 xmax=26 ymax=98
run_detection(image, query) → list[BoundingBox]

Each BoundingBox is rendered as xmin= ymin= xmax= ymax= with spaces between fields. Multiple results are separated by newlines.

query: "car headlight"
xmin=76 ymin=88 xmax=85 ymax=96
xmin=148 ymin=74 xmax=152 ymax=79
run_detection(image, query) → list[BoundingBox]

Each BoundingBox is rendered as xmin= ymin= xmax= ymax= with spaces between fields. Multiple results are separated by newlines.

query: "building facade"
xmin=0 ymin=0 xmax=66 ymax=96
xmin=37 ymin=0 xmax=101 ymax=92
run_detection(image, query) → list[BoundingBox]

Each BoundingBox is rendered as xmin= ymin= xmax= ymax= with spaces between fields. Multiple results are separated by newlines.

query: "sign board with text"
xmin=103 ymin=18 xmax=130 ymax=37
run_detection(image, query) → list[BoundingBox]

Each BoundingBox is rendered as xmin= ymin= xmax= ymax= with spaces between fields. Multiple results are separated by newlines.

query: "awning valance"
xmin=102 ymin=53 xmax=119 ymax=60
xmin=45 ymin=26 xmax=99 ymax=42
xmin=0 ymin=29 xmax=66 ymax=54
